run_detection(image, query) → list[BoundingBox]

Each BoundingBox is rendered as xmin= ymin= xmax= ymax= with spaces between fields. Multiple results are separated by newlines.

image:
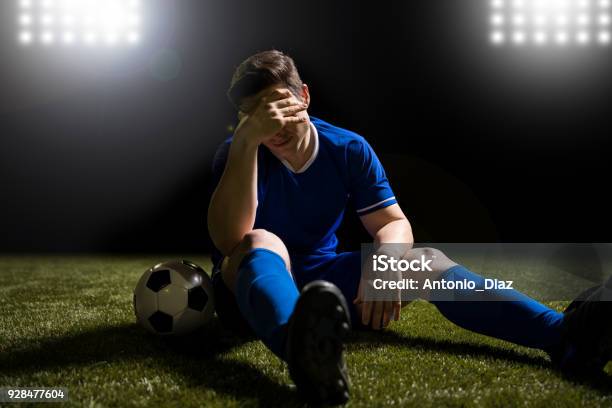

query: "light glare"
xmin=577 ymin=30 xmax=591 ymax=43
xmin=127 ymin=31 xmax=139 ymax=44
xmin=534 ymin=30 xmax=548 ymax=43
xmin=556 ymin=14 xmax=568 ymax=25
xmin=556 ymin=31 xmax=569 ymax=44
xmin=19 ymin=31 xmax=32 ymax=44
xmin=19 ymin=14 xmax=32 ymax=25
xmin=14 ymin=0 xmax=142 ymax=47
xmin=491 ymin=30 xmax=505 ymax=44
xmin=490 ymin=0 xmax=611 ymax=46
xmin=513 ymin=31 xmax=527 ymax=43
xmin=41 ymin=31 xmax=54 ymax=44
xmin=492 ymin=14 xmax=505 ymax=25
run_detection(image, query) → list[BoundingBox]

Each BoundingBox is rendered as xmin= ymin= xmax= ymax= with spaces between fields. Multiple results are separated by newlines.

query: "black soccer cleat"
xmin=563 ymin=284 xmax=601 ymax=316
xmin=553 ymin=277 xmax=612 ymax=375
xmin=286 ymin=280 xmax=352 ymax=405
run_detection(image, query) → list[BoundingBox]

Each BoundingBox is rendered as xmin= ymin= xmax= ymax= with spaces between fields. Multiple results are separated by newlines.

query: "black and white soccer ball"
xmin=133 ymin=260 xmax=215 ymax=335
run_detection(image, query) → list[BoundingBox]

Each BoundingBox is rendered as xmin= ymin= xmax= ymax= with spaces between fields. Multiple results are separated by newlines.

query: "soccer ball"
xmin=133 ymin=260 xmax=215 ymax=335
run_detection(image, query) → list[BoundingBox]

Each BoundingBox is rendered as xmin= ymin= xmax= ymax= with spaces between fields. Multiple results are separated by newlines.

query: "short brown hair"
xmin=227 ymin=50 xmax=304 ymax=110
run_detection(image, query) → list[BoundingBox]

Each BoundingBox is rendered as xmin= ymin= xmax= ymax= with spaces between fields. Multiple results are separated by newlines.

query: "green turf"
xmin=1 ymin=256 xmax=611 ymax=407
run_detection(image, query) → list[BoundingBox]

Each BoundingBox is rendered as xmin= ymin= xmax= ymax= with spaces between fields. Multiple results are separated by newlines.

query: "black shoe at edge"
xmin=286 ymin=280 xmax=351 ymax=405
xmin=553 ymin=277 xmax=612 ymax=375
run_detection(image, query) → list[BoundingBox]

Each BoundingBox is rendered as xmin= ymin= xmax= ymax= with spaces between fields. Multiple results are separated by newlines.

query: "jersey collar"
xmin=280 ymin=121 xmax=319 ymax=174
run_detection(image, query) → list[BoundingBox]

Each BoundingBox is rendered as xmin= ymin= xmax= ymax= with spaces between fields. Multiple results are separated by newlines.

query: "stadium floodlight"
xmin=491 ymin=30 xmax=506 ymax=43
xmin=490 ymin=0 xmax=611 ymax=46
xmin=17 ymin=0 xmax=142 ymax=47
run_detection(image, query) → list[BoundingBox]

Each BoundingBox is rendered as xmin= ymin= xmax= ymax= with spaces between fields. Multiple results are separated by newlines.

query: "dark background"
xmin=1 ymin=0 xmax=611 ymax=253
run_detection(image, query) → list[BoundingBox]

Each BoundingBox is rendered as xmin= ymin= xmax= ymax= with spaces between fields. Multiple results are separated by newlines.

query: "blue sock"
xmin=432 ymin=265 xmax=564 ymax=351
xmin=235 ymin=248 xmax=299 ymax=360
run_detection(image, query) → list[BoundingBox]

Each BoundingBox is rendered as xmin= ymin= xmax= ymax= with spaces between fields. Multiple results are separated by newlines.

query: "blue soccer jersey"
xmin=210 ymin=116 xmax=397 ymax=262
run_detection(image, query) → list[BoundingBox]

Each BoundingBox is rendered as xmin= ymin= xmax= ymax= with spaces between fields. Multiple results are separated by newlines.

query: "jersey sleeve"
xmin=347 ymin=137 xmax=397 ymax=216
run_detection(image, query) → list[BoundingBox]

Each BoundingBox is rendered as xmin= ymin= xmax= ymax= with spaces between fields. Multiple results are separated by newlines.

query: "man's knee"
xmin=241 ymin=229 xmax=284 ymax=252
xmin=238 ymin=229 xmax=290 ymax=266
xmin=222 ymin=229 xmax=291 ymax=291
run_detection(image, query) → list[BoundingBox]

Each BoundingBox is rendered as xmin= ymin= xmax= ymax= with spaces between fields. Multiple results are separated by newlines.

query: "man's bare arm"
xmin=208 ymin=135 xmax=260 ymax=256
xmin=207 ymin=89 xmax=307 ymax=255
xmin=360 ymin=204 xmax=413 ymax=246
xmin=356 ymin=203 xmax=414 ymax=329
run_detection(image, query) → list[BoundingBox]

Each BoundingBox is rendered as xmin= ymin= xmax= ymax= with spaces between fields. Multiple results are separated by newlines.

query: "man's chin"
xmin=270 ymin=139 xmax=292 ymax=150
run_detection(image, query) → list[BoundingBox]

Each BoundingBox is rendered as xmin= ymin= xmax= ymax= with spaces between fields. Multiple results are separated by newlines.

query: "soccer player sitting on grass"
xmin=208 ymin=50 xmax=612 ymax=405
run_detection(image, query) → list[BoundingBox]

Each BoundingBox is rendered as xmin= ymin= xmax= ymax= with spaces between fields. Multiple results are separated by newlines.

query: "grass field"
xmin=1 ymin=255 xmax=611 ymax=407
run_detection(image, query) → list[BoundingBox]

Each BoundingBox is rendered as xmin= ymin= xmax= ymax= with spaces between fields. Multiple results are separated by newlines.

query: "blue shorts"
xmin=291 ymin=251 xmax=362 ymax=325
xmin=212 ymin=251 xmax=365 ymax=333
